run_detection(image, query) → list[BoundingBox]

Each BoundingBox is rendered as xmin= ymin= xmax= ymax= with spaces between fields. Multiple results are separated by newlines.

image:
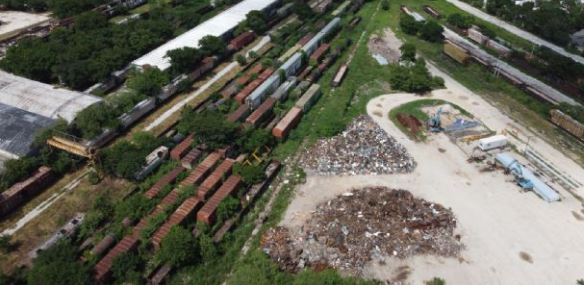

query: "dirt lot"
xmin=281 ymin=69 xmax=584 ymax=283
xmin=0 ymin=11 xmax=50 ymax=39
xmin=368 ymin=28 xmax=403 ymax=64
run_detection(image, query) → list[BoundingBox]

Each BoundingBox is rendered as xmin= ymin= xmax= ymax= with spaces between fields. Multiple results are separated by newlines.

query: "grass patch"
xmin=388 ymin=99 xmax=471 ymax=141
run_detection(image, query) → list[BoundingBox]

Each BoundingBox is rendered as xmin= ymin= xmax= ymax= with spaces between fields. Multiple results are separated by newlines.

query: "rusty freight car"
xmin=197 ymin=175 xmax=242 ymax=225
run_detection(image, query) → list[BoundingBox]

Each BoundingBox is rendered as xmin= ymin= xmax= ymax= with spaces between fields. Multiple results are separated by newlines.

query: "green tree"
xmin=127 ymin=67 xmax=170 ymax=97
xmin=199 ymin=35 xmax=226 ymax=56
xmin=425 ymin=277 xmax=446 ymax=285
xmin=216 ymin=196 xmax=240 ymax=224
xmin=0 ymin=235 xmax=12 ymax=253
xmin=198 ymin=233 xmax=218 ymax=261
xmin=27 ymin=241 xmax=89 ymax=285
xmin=389 ymin=60 xmax=443 ymax=93
xmin=157 ymin=226 xmax=199 ymax=267
xmin=177 ymin=110 xmax=238 ymax=148
xmin=447 ymin=13 xmax=473 ymax=29
xmin=400 ymin=43 xmax=416 ymax=62
xmin=381 ymin=0 xmax=389 ymax=10
xmin=111 ymin=252 xmax=143 ymax=283
xmin=0 ymin=157 xmax=39 ymax=191
xmin=399 ymin=14 xmax=421 ymax=35
xmin=73 ymin=102 xmax=120 ymax=139
xmin=292 ymin=0 xmax=313 ymax=18
xmin=236 ymin=54 xmax=248 ymax=65
xmin=244 ymin=10 xmax=268 ymax=34
xmin=420 ymin=20 xmax=444 ymax=42
xmin=237 ymin=129 xmax=274 ymax=153
xmin=233 ymin=163 xmax=266 ymax=185
xmin=166 ymin=47 xmax=203 ymax=75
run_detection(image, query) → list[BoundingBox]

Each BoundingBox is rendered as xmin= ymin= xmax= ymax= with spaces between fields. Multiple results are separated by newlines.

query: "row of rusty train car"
xmin=1 ymin=28 xmax=267 ymax=219
xmin=221 ymin=17 xmax=350 ymax=141
xmin=93 ymin=134 xmax=282 ymax=282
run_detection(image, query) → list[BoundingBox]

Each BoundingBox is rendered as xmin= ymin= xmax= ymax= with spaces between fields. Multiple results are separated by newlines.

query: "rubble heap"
xmin=299 ymin=115 xmax=416 ymax=176
xmin=262 ymin=187 xmax=462 ymax=275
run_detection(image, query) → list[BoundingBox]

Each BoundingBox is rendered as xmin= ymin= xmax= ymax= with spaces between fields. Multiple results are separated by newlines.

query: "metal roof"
xmin=131 ymin=0 xmax=279 ymax=70
xmin=0 ymin=71 xmax=102 ymax=122
xmin=0 ymin=102 xmax=55 ymax=158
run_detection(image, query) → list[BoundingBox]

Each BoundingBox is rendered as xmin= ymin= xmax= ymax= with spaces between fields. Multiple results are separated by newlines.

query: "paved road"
xmin=444 ymin=28 xmax=580 ymax=106
xmin=445 ymin=0 xmax=584 ymax=65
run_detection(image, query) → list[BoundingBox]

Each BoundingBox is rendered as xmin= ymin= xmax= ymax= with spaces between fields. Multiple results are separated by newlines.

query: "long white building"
xmin=131 ymin=0 xmax=279 ymax=70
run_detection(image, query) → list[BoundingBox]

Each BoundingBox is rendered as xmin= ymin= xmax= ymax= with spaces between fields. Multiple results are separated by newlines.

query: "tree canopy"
xmin=447 ymin=13 xmax=474 ymax=29
xmin=27 ymin=241 xmax=89 ymax=285
xmin=127 ymin=67 xmax=170 ymax=97
xmin=166 ymin=47 xmax=203 ymax=75
xmin=389 ymin=60 xmax=444 ymax=93
xmin=419 ymin=20 xmax=444 ymax=42
xmin=158 ymin=226 xmax=200 ymax=266
xmin=199 ymin=35 xmax=226 ymax=57
xmin=400 ymin=43 xmax=416 ymax=62
xmin=177 ymin=110 xmax=239 ymax=149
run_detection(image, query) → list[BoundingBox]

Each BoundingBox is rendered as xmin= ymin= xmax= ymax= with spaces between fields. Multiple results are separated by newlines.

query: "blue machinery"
xmin=495 ymin=153 xmax=560 ymax=202
xmin=428 ymin=108 xmax=443 ymax=132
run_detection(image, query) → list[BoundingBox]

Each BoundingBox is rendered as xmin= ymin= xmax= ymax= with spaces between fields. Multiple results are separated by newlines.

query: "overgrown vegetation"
xmin=389 ymin=59 xmax=444 ymax=93
xmin=483 ymin=0 xmax=584 ymax=47
xmin=0 ymin=0 xmax=212 ymax=90
xmin=98 ymin=132 xmax=167 ymax=179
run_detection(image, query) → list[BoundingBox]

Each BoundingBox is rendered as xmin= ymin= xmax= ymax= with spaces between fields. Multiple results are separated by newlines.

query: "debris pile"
xmin=262 ymin=187 xmax=462 ymax=275
xmin=299 ymin=115 xmax=416 ymax=175
xmin=396 ymin=113 xmax=423 ymax=135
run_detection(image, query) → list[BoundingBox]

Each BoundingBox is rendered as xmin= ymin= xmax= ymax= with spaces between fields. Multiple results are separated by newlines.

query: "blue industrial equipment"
xmin=428 ymin=108 xmax=443 ymax=132
xmin=506 ymin=159 xmax=534 ymax=190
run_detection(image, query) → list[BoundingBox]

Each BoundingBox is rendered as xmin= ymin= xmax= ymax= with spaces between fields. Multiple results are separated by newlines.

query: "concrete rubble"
xmin=261 ymin=187 xmax=462 ymax=275
xmin=298 ymin=115 xmax=416 ymax=176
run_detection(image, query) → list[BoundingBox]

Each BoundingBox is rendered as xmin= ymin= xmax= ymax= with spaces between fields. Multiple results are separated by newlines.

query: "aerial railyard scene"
xmin=0 ymin=0 xmax=584 ymax=284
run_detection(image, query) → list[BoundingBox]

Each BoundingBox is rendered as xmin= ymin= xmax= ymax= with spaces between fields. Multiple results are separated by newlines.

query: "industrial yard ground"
xmin=281 ymin=86 xmax=584 ymax=284
xmin=2 ymin=0 xmax=584 ymax=283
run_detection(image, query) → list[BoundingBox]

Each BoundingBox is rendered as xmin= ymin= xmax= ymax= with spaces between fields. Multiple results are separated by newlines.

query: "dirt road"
xmin=282 ymin=91 xmax=584 ymax=283
xmin=445 ymin=0 xmax=584 ymax=65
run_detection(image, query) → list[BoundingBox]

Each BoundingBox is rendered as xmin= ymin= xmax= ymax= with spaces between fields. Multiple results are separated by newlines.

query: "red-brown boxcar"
xmin=197 ymin=175 xmax=242 ymax=225
xmin=272 ymin=106 xmax=303 ymax=139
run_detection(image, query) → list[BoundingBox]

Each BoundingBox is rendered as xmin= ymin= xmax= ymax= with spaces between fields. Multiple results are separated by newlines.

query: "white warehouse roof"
xmin=0 ymin=70 xmax=102 ymax=122
xmin=131 ymin=0 xmax=278 ymax=70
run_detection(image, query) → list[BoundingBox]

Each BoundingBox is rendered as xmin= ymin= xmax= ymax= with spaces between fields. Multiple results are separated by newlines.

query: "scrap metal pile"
xmin=299 ymin=115 xmax=416 ymax=175
xmin=261 ymin=187 xmax=462 ymax=275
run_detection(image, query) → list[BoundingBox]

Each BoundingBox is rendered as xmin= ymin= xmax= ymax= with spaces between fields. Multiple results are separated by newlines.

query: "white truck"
xmin=478 ymin=135 xmax=508 ymax=151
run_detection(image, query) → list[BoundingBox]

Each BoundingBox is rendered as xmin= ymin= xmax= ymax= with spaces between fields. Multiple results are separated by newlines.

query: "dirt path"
xmin=445 ymin=0 xmax=584 ymax=65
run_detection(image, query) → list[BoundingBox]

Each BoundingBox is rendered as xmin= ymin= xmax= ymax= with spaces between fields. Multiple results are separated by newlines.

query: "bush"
xmin=236 ymin=54 xmax=248 ymax=65
xmin=420 ymin=20 xmax=444 ymax=42
xmin=399 ymin=15 xmax=421 ymax=35
xmin=233 ymin=163 xmax=266 ymax=185
xmin=0 ymin=235 xmax=13 ymax=253
xmin=127 ymin=67 xmax=170 ymax=97
xmin=177 ymin=110 xmax=239 ymax=149
xmin=27 ymin=241 xmax=90 ymax=285
xmin=389 ymin=60 xmax=444 ymax=93
xmin=158 ymin=226 xmax=199 ymax=267
xmin=400 ymin=43 xmax=416 ymax=62
xmin=447 ymin=13 xmax=474 ymax=29
xmin=381 ymin=0 xmax=389 ymax=10
xmin=87 ymin=171 xmax=100 ymax=185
